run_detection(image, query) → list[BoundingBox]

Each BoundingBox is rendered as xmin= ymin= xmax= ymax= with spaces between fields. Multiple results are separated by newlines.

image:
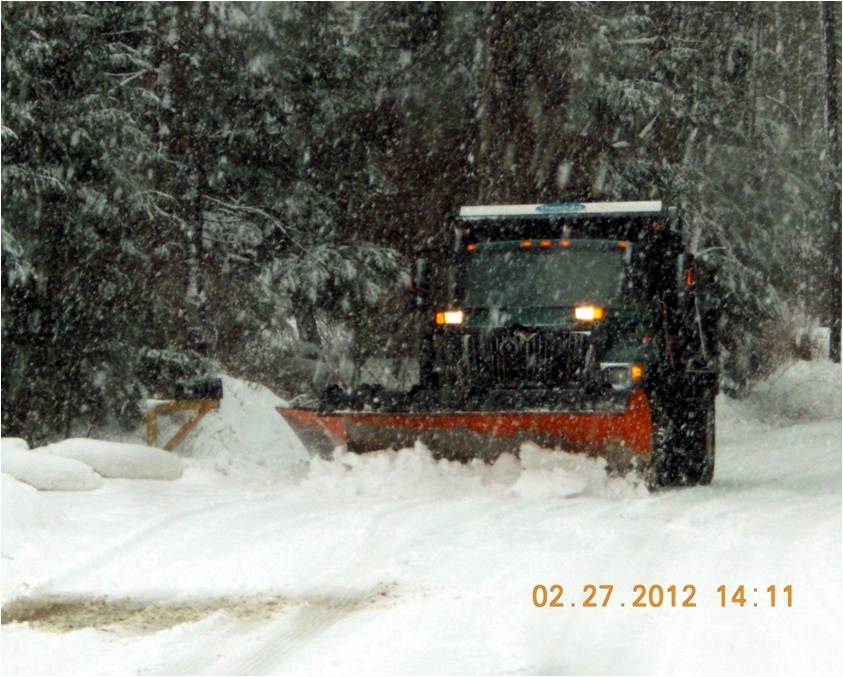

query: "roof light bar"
xmin=458 ymin=201 xmax=663 ymax=219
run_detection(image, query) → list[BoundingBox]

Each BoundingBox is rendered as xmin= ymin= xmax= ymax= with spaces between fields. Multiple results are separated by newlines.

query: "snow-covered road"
xmin=2 ymin=362 xmax=841 ymax=675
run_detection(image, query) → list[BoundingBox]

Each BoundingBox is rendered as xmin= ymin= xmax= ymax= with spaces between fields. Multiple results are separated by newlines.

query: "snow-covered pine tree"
xmin=2 ymin=3 xmax=160 ymax=440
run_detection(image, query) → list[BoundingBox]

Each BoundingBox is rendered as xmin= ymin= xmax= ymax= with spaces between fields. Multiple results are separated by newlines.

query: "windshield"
xmin=459 ymin=241 xmax=627 ymax=309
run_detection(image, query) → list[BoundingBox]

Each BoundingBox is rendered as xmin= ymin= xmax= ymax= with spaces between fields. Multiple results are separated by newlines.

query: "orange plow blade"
xmin=278 ymin=389 xmax=653 ymax=461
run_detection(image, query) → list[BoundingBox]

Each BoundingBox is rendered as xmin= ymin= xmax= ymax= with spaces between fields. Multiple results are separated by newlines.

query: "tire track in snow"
xmin=164 ymin=494 xmax=453 ymax=675
xmin=7 ymin=499 xmax=239 ymax=603
xmin=219 ymin=495 xmax=517 ymax=676
xmin=230 ymin=592 xmax=383 ymax=677
xmin=10 ymin=494 xmax=361 ymax=604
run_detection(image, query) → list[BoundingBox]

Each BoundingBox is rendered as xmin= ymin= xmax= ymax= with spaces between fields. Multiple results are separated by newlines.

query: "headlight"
xmin=574 ymin=305 xmax=605 ymax=322
xmin=435 ymin=309 xmax=464 ymax=326
xmin=600 ymin=362 xmax=645 ymax=389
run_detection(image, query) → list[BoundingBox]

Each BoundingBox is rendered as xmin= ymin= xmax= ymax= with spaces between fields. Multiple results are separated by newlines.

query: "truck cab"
xmin=423 ymin=201 xmax=719 ymax=485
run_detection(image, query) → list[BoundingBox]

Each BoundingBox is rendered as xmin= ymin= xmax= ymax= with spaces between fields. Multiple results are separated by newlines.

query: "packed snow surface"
xmin=1 ymin=449 xmax=104 ymax=492
xmin=38 ymin=439 xmax=183 ymax=481
xmin=1 ymin=361 xmax=840 ymax=675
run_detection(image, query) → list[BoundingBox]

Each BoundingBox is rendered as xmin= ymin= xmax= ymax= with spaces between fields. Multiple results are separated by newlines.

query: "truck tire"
xmin=644 ymin=408 xmax=678 ymax=489
xmin=691 ymin=401 xmax=715 ymax=485
xmin=647 ymin=400 xmax=715 ymax=489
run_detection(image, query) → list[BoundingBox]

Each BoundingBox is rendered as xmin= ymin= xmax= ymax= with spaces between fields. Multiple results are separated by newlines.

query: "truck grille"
xmin=467 ymin=329 xmax=590 ymax=386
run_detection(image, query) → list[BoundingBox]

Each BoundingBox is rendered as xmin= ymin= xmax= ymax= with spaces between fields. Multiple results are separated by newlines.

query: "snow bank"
xmin=1 ymin=449 xmax=104 ymax=491
xmin=762 ymin=358 xmax=842 ymax=420
xmin=1 ymin=437 xmax=30 ymax=453
xmin=174 ymin=375 xmax=310 ymax=480
xmin=38 ymin=439 xmax=183 ymax=480
xmin=719 ymin=358 xmax=842 ymax=434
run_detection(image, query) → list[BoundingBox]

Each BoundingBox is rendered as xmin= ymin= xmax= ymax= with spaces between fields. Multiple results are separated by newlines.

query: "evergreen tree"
xmin=2 ymin=3 xmax=161 ymax=440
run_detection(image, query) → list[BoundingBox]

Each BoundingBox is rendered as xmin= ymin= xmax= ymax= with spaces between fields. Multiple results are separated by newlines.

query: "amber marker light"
xmin=559 ymin=239 xmax=571 ymax=248
xmin=521 ymin=240 xmax=533 ymax=248
xmin=630 ymin=364 xmax=645 ymax=381
xmin=685 ymin=267 xmax=695 ymax=288
xmin=618 ymin=240 xmax=629 ymax=249
xmin=539 ymin=239 xmax=552 ymax=249
xmin=435 ymin=309 xmax=465 ymax=326
xmin=574 ymin=305 xmax=605 ymax=322
xmin=467 ymin=243 xmax=478 ymax=253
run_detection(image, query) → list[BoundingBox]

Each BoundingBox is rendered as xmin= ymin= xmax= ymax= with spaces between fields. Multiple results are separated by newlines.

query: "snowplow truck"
xmin=279 ymin=201 xmax=720 ymax=487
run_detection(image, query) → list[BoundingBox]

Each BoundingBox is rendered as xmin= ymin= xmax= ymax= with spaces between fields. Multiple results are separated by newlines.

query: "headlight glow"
xmin=574 ymin=305 xmax=605 ymax=322
xmin=435 ymin=309 xmax=465 ymax=326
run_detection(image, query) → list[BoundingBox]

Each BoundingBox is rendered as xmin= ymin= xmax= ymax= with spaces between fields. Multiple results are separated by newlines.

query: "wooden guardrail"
xmin=146 ymin=399 xmax=220 ymax=451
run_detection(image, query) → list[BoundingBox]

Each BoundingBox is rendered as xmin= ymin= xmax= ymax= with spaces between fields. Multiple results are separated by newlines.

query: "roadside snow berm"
xmin=39 ymin=439 xmax=183 ymax=480
xmin=1 ymin=437 xmax=183 ymax=486
xmin=2 ymin=440 xmax=104 ymax=491
xmin=279 ymin=201 xmax=720 ymax=488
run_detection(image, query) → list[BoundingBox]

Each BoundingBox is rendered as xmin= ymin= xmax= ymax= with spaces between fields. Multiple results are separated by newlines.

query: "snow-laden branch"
xmin=616 ymin=36 xmax=659 ymax=46
xmin=202 ymin=195 xmax=310 ymax=255
xmin=762 ymin=95 xmax=803 ymax=126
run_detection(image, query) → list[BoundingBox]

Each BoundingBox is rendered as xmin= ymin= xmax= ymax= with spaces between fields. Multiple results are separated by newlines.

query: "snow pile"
xmin=174 ymin=375 xmax=310 ymax=480
xmin=1 ymin=437 xmax=30 ymax=453
xmin=756 ymin=358 xmax=842 ymax=421
xmin=302 ymin=440 xmax=646 ymax=501
xmin=719 ymin=358 xmax=842 ymax=434
xmin=38 ymin=439 xmax=183 ymax=480
xmin=1 ymin=449 xmax=104 ymax=491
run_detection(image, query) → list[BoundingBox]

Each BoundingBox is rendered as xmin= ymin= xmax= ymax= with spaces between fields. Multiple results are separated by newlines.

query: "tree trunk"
xmin=475 ymin=3 xmax=537 ymax=202
xmin=821 ymin=1 xmax=841 ymax=362
xmin=294 ymin=298 xmax=321 ymax=348
xmin=172 ymin=2 xmax=209 ymax=355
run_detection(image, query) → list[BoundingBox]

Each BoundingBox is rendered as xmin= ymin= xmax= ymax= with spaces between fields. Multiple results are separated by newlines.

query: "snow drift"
xmin=717 ymin=358 xmax=842 ymax=441
xmin=1 ymin=437 xmax=30 ymax=454
xmin=1 ymin=449 xmax=104 ymax=491
xmin=38 ymin=439 xmax=183 ymax=481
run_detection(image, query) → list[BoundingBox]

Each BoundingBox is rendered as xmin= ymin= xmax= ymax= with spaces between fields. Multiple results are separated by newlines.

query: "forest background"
xmin=2 ymin=1 xmax=840 ymax=443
